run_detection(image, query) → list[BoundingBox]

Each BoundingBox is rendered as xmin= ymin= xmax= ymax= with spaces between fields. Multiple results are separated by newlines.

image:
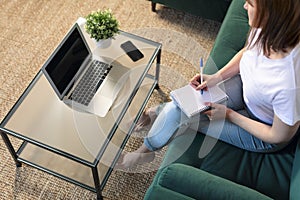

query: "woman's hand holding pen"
xmin=190 ymin=74 xmax=206 ymax=91
xmin=189 ymin=73 xmax=221 ymax=91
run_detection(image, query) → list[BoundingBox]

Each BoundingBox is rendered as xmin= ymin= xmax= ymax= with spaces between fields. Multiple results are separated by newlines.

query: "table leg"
xmin=92 ymin=167 xmax=103 ymax=200
xmin=151 ymin=2 xmax=157 ymax=12
xmin=0 ymin=130 xmax=22 ymax=167
xmin=155 ymin=48 xmax=161 ymax=89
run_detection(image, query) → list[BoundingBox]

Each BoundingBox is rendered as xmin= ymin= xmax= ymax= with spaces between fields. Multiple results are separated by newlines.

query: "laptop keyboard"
xmin=70 ymin=60 xmax=113 ymax=106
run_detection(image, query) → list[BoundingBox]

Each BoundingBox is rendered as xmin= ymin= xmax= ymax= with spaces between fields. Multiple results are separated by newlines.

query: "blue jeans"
xmin=144 ymin=75 xmax=283 ymax=153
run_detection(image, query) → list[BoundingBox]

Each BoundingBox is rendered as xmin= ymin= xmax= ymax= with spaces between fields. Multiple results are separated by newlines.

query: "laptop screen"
xmin=43 ymin=25 xmax=90 ymax=99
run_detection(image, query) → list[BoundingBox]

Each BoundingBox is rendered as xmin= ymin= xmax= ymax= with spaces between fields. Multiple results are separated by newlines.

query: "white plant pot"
xmin=94 ymin=38 xmax=112 ymax=48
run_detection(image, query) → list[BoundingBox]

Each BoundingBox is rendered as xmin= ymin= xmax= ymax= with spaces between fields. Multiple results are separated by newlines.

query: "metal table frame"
xmin=0 ymin=29 xmax=161 ymax=199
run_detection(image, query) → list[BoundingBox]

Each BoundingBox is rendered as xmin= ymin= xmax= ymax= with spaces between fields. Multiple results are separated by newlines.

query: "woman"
xmin=117 ymin=0 xmax=300 ymax=168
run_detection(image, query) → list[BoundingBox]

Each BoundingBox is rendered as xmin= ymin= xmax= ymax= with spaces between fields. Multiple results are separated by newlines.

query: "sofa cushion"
xmin=200 ymin=137 xmax=296 ymax=199
xmin=151 ymin=163 xmax=272 ymax=200
xmin=160 ymin=131 xmax=296 ymax=199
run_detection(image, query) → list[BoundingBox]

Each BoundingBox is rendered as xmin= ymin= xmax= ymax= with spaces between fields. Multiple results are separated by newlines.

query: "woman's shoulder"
xmin=291 ymin=42 xmax=300 ymax=58
xmin=269 ymin=42 xmax=300 ymax=60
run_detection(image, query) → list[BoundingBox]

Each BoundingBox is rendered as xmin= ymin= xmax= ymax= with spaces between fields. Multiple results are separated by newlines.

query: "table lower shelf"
xmin=13 ymin=76 xmax=158 ymax=195
xmin=18 ymin=142 xmax=99 ymax=191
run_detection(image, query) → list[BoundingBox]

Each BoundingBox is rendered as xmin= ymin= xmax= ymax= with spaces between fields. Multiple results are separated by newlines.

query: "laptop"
xmin=42 ymin=23 xmax=130 ymax=117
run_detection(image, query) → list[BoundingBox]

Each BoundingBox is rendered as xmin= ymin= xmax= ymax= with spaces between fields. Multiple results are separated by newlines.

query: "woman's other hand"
xmin=204 ymin=103 xmax=229 ymax=121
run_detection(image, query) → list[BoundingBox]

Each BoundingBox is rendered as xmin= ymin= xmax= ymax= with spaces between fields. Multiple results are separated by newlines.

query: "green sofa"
xmin=144 ymin=0 xmax=300 ymax=199
xmin=151 ymin=0 xmax=232 ymax=22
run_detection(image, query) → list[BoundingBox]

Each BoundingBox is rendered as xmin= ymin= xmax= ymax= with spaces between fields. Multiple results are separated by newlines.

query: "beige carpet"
xmin=0 ymin=0 xmax=221 ymax=199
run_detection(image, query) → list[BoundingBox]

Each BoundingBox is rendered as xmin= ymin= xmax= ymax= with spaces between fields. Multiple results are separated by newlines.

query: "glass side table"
xmin=0 ymin=18 xmax=161 ymax=200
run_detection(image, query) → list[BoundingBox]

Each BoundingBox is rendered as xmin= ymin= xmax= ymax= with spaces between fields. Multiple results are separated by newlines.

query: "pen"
xmin=200 ymin=57 xmax=203 ymax=95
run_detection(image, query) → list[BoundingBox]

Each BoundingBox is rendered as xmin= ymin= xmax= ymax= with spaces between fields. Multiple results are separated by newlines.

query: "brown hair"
xmin=248 ymin=0 xmax=300 ymax=56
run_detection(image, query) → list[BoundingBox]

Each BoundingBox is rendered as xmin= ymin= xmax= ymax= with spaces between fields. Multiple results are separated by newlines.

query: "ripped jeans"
xmin=144 ymin=75 xmax=283 ymax=153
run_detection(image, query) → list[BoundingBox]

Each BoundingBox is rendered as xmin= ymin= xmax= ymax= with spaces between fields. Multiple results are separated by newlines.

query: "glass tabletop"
xmin=0 ymin=18 xmax=161 ymax=165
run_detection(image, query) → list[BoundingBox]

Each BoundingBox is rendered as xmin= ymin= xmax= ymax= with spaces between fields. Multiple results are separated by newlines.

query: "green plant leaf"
xmin=85 ymin=9 xmax=119 ymax=41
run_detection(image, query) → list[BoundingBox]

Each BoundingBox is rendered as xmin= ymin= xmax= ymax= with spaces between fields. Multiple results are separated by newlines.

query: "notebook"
xmin=42 ymin=22 xmax=130 ymax=117
xmin=170 ymin=84 xmax=228 ymax=117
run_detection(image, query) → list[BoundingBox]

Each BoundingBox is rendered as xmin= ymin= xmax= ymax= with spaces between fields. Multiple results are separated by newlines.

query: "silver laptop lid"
xmin=42 ymin=23 xmax=92 ymax=100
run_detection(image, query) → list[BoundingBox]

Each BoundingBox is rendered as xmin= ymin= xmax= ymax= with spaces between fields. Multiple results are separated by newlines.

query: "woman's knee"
xmin=163 ymin=101 xmax=187 ymax=123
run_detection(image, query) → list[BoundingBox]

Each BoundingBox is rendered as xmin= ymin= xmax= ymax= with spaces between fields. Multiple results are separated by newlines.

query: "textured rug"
xmin=0 ymin=0 xmax=220 ymax=199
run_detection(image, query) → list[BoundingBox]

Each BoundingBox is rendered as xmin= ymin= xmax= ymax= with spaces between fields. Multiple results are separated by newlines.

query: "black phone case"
xmin=120 ymin=41 xmax=144 ymax=62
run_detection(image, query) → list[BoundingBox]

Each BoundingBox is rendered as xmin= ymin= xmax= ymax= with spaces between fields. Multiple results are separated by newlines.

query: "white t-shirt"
xmin=240 ymin=30 xmax=300 ymax=126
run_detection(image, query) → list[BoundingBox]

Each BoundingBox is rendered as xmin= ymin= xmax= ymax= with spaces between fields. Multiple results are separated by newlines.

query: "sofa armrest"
xmin=145 ymin=185 xmax=194 ymax=200
xmin=156 ymin=163 xmax=272 ymax=200
xmin=290 ymin=137 xmax=300 ymax=200
xmin=204 ymin=0 xmax=249 ymax=74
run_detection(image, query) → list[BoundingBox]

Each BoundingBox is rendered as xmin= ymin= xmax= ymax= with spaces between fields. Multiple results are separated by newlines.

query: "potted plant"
xmin=85 ymin=9 xmax=119 ymax=47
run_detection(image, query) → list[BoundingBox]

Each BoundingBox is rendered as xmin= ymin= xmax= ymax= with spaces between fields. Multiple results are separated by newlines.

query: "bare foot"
xmin=116 ymin=152 xmax=155 ymax=169
xmin=115 ymin=144 xmax=155 ymax=169
xmin=133 ymin=106 xmax=158 ymax=132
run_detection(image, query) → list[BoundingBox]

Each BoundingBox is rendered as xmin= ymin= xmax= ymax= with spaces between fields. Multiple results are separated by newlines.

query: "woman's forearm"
xmin=226 ymin=108 xmax=298 ymax=144
xmin=225 ymin=108 xmax=276 ymax=143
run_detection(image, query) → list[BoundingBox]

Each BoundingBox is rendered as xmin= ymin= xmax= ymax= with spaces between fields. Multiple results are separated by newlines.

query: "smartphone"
xmin=120 ymin=41 xmax=144 ymax=62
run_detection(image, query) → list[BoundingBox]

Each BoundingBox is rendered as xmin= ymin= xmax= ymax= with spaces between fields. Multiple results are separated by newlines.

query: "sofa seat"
xmin=146 ymin=131 xmax=297 ymax=199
